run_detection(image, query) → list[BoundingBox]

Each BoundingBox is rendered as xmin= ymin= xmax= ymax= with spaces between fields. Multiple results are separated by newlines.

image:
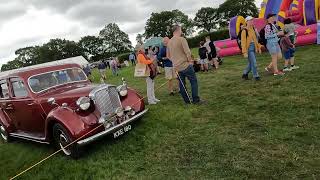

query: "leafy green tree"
xmin=218 ymin=0 xmax=258 ymax=27
xmin=14 ymin=46 xmax=41 ymax=67
xmin=1 ymin=59 xmax=23 ymax=71
xmin=99 ymin=23 xmax=132 ymax=56
xmin=135 ymin=33 xmax=144 ymax=45
xmin=144 ymin=9 xmax=194 ymax=38
xmin=78 ymin=36 xmax=104 ymax=61
xmin=194 ymin=7 xmax=220 ymax=33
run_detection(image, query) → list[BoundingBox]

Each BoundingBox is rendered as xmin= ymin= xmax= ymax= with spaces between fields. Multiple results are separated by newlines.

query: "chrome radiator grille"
xmin=90 ymin=85 xmax=122 ymax=115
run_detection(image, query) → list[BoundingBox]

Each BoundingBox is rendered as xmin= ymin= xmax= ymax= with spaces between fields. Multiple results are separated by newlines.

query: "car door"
xmin=4 ymin=77 xmax=46 ymax=135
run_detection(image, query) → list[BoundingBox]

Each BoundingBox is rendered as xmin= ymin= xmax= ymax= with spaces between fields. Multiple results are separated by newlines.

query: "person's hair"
xmin=200 ymin=41 xmax=205 ymax=46
xmin=172 ymin=25 xmax=181 ymax=34
xmin=284 ymin=18 xmax=292 ymax=24
xmin=206 ymin=36 xmax=210 ymax=40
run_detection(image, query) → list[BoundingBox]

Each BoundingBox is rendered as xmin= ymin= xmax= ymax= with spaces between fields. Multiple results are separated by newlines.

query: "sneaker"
xmin=274 ymin=71 xmax=285 ymax=76
xmin=154 ymin=98 xmax=160 ymax=102
xmin=148 ymin=101 xmax=157 ymax=105
xmin=283 ymin=67 xmax=292 ymax=72
xmin=291 ymin=65 xmax=300 ymax=70
xmin=242 ymin=74 xmax=249 ymax=80
xmin=255 ymin=77 xmax=261 ymax=81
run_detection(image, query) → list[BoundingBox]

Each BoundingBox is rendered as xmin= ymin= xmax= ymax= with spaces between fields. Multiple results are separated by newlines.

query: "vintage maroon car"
xmin=0 ymin=62 xmax=147 ymax=158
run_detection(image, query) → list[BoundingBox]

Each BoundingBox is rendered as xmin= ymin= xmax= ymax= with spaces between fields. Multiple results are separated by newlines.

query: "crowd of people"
xmin=240 ymin=13 xmax=299 ymax=81
xmin=88 ymin=13 xmax=300 ymax=106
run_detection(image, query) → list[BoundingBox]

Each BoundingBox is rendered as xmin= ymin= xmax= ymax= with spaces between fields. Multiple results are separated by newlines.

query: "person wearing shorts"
xmin=264 ymin=14 xmax=284 ymax=76
xmin=198 ymin=41 xmax=208 ymax=72
xmin=158 ymin=37 xmax=177 ymax=95
xmin=280 ymin=30 xmax=299 ymax=72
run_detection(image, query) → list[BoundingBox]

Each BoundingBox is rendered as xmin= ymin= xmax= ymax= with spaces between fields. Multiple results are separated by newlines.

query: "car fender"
xmin=46 ymin=107 xmax=97 ymax=140
xmin=121 ymin=88 xmax=145 ymax=112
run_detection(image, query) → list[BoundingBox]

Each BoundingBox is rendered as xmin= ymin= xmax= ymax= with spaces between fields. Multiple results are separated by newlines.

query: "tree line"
xmin=1 ymin=0 xmax=258 ymax=71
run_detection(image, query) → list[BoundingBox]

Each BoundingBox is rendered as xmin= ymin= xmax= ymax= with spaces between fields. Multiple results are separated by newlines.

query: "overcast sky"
xmin=0 ymin=0 xmax=263 ymax=65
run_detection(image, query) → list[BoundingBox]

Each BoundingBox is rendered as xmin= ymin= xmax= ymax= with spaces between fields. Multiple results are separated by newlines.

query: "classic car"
xmin=0 ymin=59 xmax=147 ymax=158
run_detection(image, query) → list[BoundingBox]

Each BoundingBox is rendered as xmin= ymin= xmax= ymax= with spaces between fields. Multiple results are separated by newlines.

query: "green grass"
xmin=1 ymin=45 xmax=320 ymax=179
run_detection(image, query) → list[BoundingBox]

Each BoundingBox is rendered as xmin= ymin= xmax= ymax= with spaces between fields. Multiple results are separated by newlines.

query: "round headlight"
xmin=117 ymin=85 xmax=128 ymax=97
xmin=76 ymin=97 xmax=91 ymax=111
xmin=115 ymin=107 xmax=124 ymax=117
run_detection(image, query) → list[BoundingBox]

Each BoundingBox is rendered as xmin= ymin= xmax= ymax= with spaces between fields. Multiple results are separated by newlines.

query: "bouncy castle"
xmin=215 ymin=0 xmax=320 ymax=57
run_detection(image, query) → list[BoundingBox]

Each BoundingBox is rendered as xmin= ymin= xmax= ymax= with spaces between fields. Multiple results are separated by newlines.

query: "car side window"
xmin=0 ymin=80 xmax=9 ymax=99
xmin=10 ymin=78 xmax=28 ymax=98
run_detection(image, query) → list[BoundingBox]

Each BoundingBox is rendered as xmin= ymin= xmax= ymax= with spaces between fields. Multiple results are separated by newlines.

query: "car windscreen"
xmin=28 ymin=68 xmax=87 ymax=93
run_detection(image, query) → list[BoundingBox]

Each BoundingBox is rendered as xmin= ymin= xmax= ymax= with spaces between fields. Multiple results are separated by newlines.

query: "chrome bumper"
xmin=77 ymin=109 xmax=148 ymax=146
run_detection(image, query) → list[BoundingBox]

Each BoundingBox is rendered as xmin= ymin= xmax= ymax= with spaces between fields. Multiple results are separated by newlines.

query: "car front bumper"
xmin=77 ymin=109 xmax=148 ymax=146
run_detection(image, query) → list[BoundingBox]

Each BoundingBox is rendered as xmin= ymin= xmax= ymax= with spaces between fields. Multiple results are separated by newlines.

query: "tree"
xmin=14 ymin=46 xmax=41 ymax=67
xmin=218 ymin=0 xmax=258 ymax=27
xmin=194 ymin=7 xmax=220 ymax=33
xmin=99 ymin=23 xmax=132 ymax=56
xmin=135 ymin=33 xmax=144 ymax=45
xmin=78 ymin=36 xmax=104 ymax=61
xmin=144 ymin=9 xmax=194 ymax=38
xmin=1 ymin=59 xmax=23 ymax=71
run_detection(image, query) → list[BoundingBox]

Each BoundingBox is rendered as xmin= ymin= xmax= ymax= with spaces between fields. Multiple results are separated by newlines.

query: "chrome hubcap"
xmin=59 ymin=131 xmax=71 ymax=156
xmin=0 ymin=125 xmax=8 ymax=141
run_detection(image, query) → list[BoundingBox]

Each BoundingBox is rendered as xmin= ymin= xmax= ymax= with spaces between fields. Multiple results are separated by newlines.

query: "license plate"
xmin=113 ymin=124 xmax=131 ymax=138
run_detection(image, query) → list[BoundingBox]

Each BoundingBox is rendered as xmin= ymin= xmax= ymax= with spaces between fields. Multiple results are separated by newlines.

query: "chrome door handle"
xmin=5 ymin=104 xmax=14 ymax=110
xmin=27 ymin=103 xmax=35 ymax=106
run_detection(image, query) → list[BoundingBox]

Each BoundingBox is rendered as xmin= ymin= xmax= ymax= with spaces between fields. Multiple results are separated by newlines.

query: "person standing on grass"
xmin=129 ymin=52 xmax=136 ymax=66
xmin=167 ymin=25 xmax=202 ymax=104
xmin=98 ymin=61 xmax=107 ymax=81
xmin=280 ymin=30 xmax=299 ymax=72
xmin=204 ymin=36 xmax=219 ymax=70
xmin=241 ymin=16 xmax=262 ymax=81
xmin=158 ymin=37 xmax=178 ymax=96
xmin=264 ymin=13 xmax=285 ymax=76
xmin=283 ymin=18 xmax=299 ymax=71
xmin=198 ymin=41 xmax=209 ymax=72
xmin=137 ymin=46 xmax=159 ymax=105
xmin=110 ymin=57 xmax=119 ymax=76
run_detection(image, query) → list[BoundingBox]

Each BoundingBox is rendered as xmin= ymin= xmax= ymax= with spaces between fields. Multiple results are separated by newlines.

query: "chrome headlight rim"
xmin=117 ymin=85 xmax=128 ymax=97
xmin=76 ymin=97 xmax=91 ymax=111
xmin=115 ymin=107 xmax=124 ymax=117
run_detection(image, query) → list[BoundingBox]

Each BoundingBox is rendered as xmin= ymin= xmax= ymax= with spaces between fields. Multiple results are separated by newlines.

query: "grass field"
xmin=1 ymin=45 xmax=319 ymax=179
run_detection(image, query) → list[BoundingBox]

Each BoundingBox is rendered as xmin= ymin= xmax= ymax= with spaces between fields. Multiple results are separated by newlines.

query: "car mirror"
xmin=47 ymin=97 xmax=56 ymax=105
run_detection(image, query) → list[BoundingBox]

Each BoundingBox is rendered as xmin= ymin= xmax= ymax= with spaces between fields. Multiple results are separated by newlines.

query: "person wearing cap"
xmin=264 ymin=13 xmax=285 ymax=76
xmin=241 ymin=16 xmax=262 ymax=81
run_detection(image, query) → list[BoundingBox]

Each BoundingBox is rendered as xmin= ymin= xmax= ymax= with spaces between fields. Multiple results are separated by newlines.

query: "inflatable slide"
xmin=215 ymin=0 xmax=320 ymax=57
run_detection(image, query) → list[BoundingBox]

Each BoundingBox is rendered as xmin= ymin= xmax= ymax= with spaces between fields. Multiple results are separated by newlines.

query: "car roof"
xmin=0 ymin=56 xmax=89 ymax=80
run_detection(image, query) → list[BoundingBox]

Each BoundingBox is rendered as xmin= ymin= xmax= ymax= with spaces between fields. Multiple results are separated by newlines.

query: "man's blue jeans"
xmin=178 ymin=65 xmax=200 ymax=104
xmin=243 ymin=42 xmax=259 ymax=78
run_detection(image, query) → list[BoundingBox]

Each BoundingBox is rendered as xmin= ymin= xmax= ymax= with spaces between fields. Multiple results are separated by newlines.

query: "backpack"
xmin=259 ymin=23 xmax=274 ymax=46
xmin=208 ymin=41 xmax=217 ymax=58
xmin=237 ymin=29 xmax=248 ymax=50
xmin=198 ymin=47 xmax=207 ymax=59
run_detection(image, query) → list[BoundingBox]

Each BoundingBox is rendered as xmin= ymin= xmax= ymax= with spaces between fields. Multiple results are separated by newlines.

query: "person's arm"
xmin=167 ymin=45 xmax=171 ymax=60
xmin=286 ymin=37 xmax=294 ymax=48
xmin=137 ymin=54 xmax=153 ymax=65
xmin=181 ymin=38 xmax=192 ymax=62
xmin=241 ymin=30 xmax=248 ymax=56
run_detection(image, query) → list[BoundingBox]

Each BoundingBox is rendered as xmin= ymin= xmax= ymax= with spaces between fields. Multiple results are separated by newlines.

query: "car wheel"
xmin=53 ymin=124 xmax=79 ymax=158
xmin=0 ymin=124 xmax=9 ymax=142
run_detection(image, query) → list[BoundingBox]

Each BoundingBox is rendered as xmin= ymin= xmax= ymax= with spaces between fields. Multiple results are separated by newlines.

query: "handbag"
xmin=134 ymin=63 xmax=150 ymax=77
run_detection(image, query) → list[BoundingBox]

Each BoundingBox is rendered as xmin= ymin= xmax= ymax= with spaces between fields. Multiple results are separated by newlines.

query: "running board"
xmin=10 ymin=132 xmax=49 ymax=144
